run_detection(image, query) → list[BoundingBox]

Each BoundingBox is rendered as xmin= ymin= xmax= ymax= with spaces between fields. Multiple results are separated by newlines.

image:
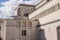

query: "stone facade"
xmin=0 ymin=4 xmax=39 ymax=40
xmin=29 ymin=0 xmax=60 ymax=40
xmin=0 ymin=0 xmax=60 ymax=40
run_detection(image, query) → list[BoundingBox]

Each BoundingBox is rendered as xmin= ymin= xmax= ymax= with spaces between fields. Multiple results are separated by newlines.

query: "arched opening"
xmin=38 ymin=29 xmax=46 ymax=40
xmin=0 ymin=37 xmax=2 ymax=40
xmin=57 ymin=26 xmax=60 ymax=40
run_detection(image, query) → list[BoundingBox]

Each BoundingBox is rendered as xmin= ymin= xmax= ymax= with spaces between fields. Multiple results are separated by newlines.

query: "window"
xmin=22 ymin=30 xmax=26 ymax=36
xmin=28 ymin=22 xmax=32 ymax=27
xmin=24 ymin=14 xmax=28 ymax=17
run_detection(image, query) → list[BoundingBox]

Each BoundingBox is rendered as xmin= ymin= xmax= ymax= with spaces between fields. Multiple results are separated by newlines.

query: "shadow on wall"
xmin=39 ymin=29 xmax=46 ymax=40
xmin=0 ymin=37 xmax=2 ymax=40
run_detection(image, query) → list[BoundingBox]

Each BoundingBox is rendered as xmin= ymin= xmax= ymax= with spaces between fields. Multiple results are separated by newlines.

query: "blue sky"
xmin=0 ymin=0 xmax=41 ymax=18
xmin=0 ymin=0 xmax=9 ymax=7
xmin=0 ymin=0 xmax=9 ymax=2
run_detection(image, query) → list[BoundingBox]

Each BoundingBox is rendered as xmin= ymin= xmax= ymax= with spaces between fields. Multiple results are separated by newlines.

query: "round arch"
xmin=0 ymin=37 xmax=2 ymax=40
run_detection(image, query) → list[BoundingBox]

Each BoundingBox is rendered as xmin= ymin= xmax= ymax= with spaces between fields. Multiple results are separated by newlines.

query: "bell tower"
xmin=16 ymin=4 xmax=35 ymax=17
xmin=12 ymin=4 xmax=39 ymax=40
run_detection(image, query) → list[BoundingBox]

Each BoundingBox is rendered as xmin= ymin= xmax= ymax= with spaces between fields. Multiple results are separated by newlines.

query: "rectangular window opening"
xmin=28 ymin=22 xmax=32 ymax=27
xmin=22 ymin=30 xmax=26 ymax=36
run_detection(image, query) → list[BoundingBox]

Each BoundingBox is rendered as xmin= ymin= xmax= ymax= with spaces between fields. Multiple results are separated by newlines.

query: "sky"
xmin=0 ymin=0 xmax=42 ymax=19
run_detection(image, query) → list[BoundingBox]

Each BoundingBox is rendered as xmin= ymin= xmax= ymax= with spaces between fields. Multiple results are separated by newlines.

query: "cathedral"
xmin=0 ymin=0 xmax=60 ymax=40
